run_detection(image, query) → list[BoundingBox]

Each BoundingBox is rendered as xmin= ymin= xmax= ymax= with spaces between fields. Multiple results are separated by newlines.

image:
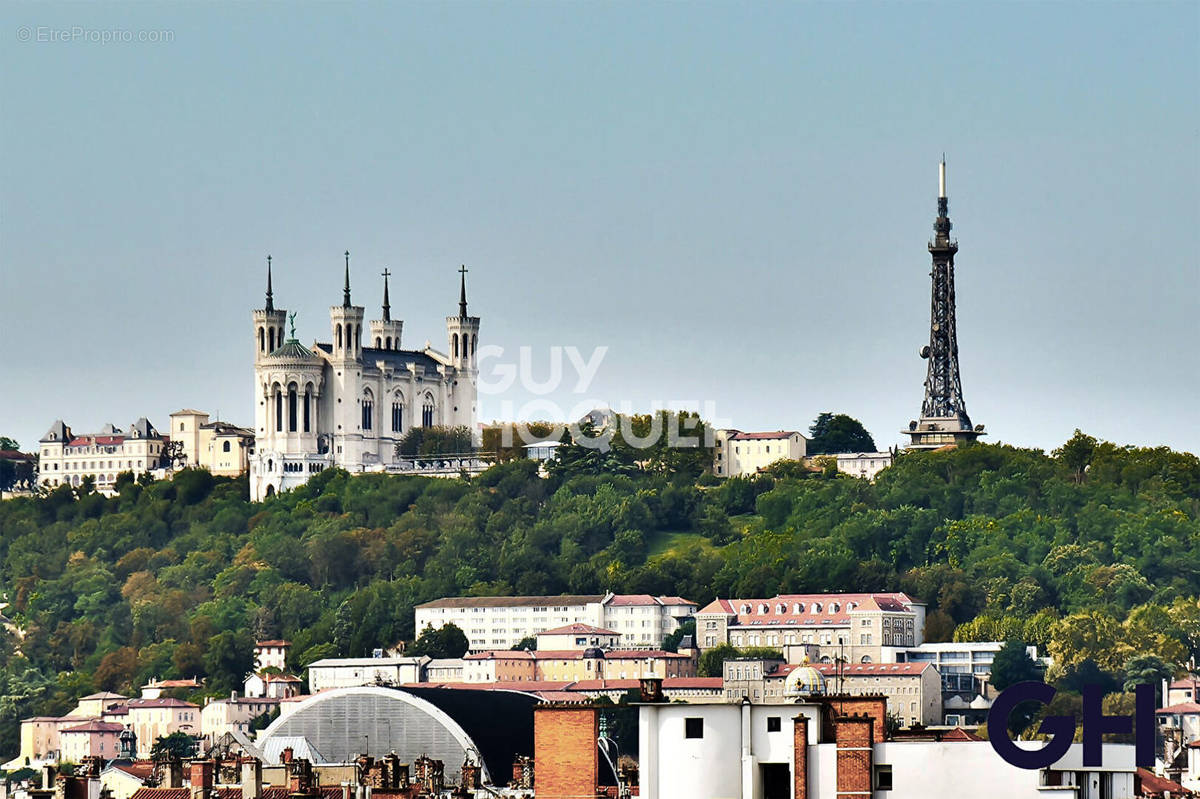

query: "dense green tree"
xmin=1122 ymin=654 xmax=1174 ymax=702
xmin=150 ymin=731 xmax=198 ymax=759
xmin=807 ymin=413 xmax=877 ymax=455
xmin=662 ymin=620 xmax=696 ymax=653
xmin=409 ymin=623 xmax=469 ymax=659
xmin=989 ymin=640 xmax=1041 ymax=691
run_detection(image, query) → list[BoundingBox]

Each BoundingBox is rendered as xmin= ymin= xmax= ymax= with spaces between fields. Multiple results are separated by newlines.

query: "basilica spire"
xmin=381 ymin=268 xmax=392 ymax=322
xmin=343 ymin=250 xmax=352 ymax=307
xmin=458 ymin=265 xmax=469 ymax=318
xmin=265 ymin=254 xmax=275 ymax=312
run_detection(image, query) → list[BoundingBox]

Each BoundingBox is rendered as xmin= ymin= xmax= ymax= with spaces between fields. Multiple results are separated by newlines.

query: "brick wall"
xmin=793 ymin=715 xmax=809 ymax=799
xmin=835 ymin=715 xmax=874 ymax=797
xmin=829 ymin=696 xmax=887 ymax=743
xmin=534 ymin=706 xmax=598 ymax=799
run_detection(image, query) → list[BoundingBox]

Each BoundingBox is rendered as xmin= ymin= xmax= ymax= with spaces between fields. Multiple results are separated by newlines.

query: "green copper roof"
xmin=267 ymin=339 xmax=317 ymax=360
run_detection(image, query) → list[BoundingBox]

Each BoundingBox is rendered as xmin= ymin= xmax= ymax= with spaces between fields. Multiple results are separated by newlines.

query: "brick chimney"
xmin=835 ymin=714 xmax=874 ymax=797
xmin=281 ymin=748 xmax=294 ymax=765
xmin=188 ymin=760 xmax=213 ymax=799
xmin=240 ymin=758 xmax=262 ymax=799
xmin=793 ymin=716 xmax=809 ymax=799
xmin=534 ymin=706 xmax=598 ymax=799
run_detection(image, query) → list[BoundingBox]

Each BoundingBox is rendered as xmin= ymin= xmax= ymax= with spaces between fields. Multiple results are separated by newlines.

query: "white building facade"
xmin=834 ymin=451 xmax=895 ymax=481
xmin=305 ymin=656 xmax=429 ymax=692
xmin=414 ymin=592 xmax=697 ymax=651
xmin=696 ymin=593 xmax=926 ymax=666
xmin=713 ymin=430 xmax=808 ymax=477
xmin=249 ymin=256 xmax=480 ymax=501
xmin=637 ymin=700 xmax=1136 ymax=799
xmin=38 ymin=419 xmax=165 ymax=494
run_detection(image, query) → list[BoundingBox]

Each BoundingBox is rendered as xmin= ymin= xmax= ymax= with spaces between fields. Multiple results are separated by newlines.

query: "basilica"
xmin=248 ymin=253 xmax=479 ymax=501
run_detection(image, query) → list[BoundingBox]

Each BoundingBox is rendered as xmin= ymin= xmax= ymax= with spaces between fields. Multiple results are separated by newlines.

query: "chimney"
xmin=188 ymin=761 xmax=213 ymax=799
xmin=166 ymin=759 xmax=184 ymax=789
xmin=239 ymin=758 xmax=262 ymax=799
xmin=793 ymin=716 xmax=809 ymax=799
xmin=638 ymin=677 xmax=665 ymax=703
xmin=834 ymin=714 xmax=874 ymax=798
xmin=281 ymin=748 xmax=294 ymax=765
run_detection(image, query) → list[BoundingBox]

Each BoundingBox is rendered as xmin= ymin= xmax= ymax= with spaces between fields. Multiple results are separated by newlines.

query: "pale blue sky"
xmin=2 ymin=2 xmax=1197 ymax=455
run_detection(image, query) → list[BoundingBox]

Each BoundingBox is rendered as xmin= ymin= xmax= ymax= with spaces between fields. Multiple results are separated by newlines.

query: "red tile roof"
xmin=728 ymin=431 xmax=801 ymax=440
xmin=1156 ymin=702 xmax=1200 ymax=715
xmin=416 ymin=594 xmax=605 ymax=609
xmin=463 ymin=650 xmax=535 ymax=661
xmin=108 ymin=761 xmax=155 ymax=780
xmin=941 ymin=727 xmax=983 ymax=741
xmin=255 ymin=640 xmax=292 ymax=647
xmin=527 ymin=649 xmax=688 ymax=660
xmin=1135 ymin=768 xmax=1193 ymax=798
xmin=61 ymin=720 xmax=124 ymax=733
xmin=128 ymin=698 xmax=198 ymax=708
xmin=68 ymin=436 xmax=126 ymax=447
xmin=696 ymin=593 xmax=922 ymax=626
xmin=537 ymin=623 xmax=620 ymax=636
xmin=264 ymin=674 xmax=302 ymax=683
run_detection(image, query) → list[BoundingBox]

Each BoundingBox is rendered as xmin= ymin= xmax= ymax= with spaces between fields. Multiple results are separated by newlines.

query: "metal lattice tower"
xmin=904 ymin=158 xmax=985 ymax=449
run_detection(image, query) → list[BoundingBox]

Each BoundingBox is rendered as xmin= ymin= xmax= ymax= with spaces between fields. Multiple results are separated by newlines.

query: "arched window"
xmin=274 ymin=388 xmax=282 ymax=432
xmin=287 ymin=384 xmax=298 ymax=432
xmin=303 ymin=387 xmax=312 ymax=433
xmin=258 ymin=327 xmax=265 ymax=352
xmin=391 ymin=396 xmax=404 ymax=433
xmin=374 ymin=336 xmax=381 ymax=348
xmin=336 ymin=324 xmax=343 ymax=349
xmin=385 ymin=336 xmax=391 ymax=350
xmin=268 ymin=327 xmax=276 ymax=352
xmin=452 ymin=333 xmax=459 ymax=358
xmin=223 ymin=441 xmax=231 ymax=452
xmin=421 ymin=394 xmax=434 ymax=427
xmin=361 ymin=390 xmax=374 ymax=431
xmin=471 ymin=334 xmax=477 ymax=356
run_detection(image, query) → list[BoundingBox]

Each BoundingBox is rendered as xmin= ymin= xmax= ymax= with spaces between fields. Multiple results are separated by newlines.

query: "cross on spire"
xmin=458 ymin=265 xmax=469 ymax=318
xmin=343 ymin=250 xmax=352 ymax=307
xmin=381 ymin=268 xmax=392 ymax=321
xmin=265 ymin=254 xmax=274 ymax=312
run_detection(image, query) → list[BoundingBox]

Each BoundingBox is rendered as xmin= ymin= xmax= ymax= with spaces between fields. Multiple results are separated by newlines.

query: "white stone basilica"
xmin=248 ymin=253 xmax=479 ymax=501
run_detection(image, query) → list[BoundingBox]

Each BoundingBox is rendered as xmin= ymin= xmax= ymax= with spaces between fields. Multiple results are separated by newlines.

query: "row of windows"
xmin=257 ymin=325 xmax=285 ymax=353
xmin=45 ymin=459 xmax=146 ymax=471
xmin=450 ymin=332 xmax=478 ymax=359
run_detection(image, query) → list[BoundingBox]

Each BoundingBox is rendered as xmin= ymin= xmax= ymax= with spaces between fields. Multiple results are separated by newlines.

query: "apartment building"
xmin=696 ymin=592 xmax=926 ymax=665
xmin=414 ymin=592 xmax=696 ymax=651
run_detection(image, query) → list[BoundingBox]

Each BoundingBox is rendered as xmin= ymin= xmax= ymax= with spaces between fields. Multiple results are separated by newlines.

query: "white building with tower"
xmin=248 ymin=254 xmax=480 ymax=501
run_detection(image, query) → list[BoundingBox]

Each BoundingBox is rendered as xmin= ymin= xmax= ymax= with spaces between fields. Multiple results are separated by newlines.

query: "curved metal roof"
xmin=256 ymin=686 xmax=536 ymax=785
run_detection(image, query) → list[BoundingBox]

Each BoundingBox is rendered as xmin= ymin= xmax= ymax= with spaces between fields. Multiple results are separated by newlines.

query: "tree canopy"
xmin=0 ymin=432 xmax=1196 ymax=757
xmin=807 ymin=413 xmax=877 ymax=454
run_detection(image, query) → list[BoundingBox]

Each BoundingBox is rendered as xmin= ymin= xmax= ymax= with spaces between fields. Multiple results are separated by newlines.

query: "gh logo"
xmin=987 ymin=681 xmax=1155 ymax=769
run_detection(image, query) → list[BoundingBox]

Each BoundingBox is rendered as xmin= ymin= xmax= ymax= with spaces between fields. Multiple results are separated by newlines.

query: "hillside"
xmin=0 ymin=432 xmax=1198 ymax=756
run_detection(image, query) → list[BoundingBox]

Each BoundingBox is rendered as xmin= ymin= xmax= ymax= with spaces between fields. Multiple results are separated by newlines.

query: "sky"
xmin=1 ymin=2 xmax=1197 ymax=456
